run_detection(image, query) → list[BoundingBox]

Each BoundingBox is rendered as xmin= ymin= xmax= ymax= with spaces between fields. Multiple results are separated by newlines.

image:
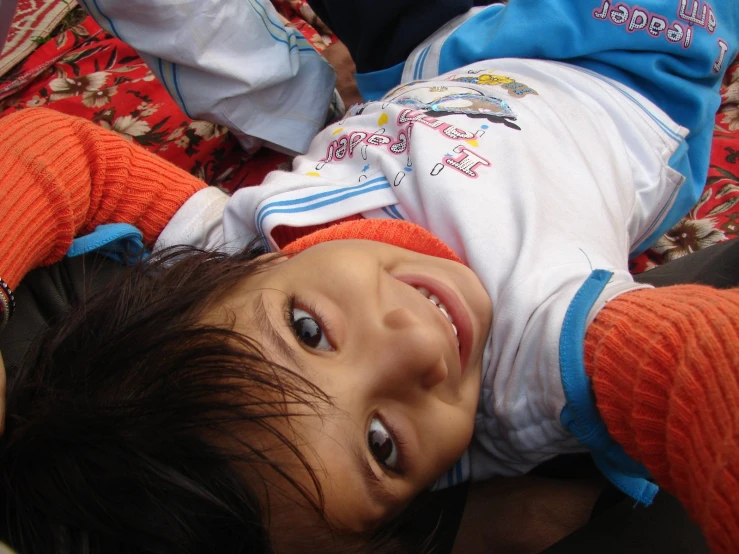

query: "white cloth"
xmin=77 ymin=0 xmax=337 ymax=155
xmin=159 ymin=56 xmax=686 ymax=483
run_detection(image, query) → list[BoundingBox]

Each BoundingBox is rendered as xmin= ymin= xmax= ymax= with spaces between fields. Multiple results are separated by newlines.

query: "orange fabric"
xmin=585 ymin=285 xmax=739 ymax=554
xmin=272 ymin=214 xmax=363 ymax=249
xmin=281 ymin=218 xmax=464 ymax=263
xmin=0 ymin=108 xmax=206 ymax=289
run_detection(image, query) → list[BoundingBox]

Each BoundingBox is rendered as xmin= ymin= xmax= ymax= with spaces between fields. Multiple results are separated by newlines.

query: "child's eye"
xmin=291 ymin=307 xmax=332 ymax=351
xmin=368 ymin=418 xmax=398 ymax=470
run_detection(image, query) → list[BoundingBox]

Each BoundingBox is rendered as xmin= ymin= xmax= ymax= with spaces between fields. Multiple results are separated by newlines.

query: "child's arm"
xmin=0 ymin=108 xmax=206 ymax=290
xmin=584 ymin=285 xmax=739 ymax=554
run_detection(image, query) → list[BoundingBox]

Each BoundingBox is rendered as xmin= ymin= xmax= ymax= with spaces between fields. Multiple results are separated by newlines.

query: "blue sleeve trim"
xmin=355 ymin=62 xmax=405 ymax=102
xmin=559 ymin=269 xmax=658 ymax=505
xmin=67 ymin=223 xmax=148 ymax=265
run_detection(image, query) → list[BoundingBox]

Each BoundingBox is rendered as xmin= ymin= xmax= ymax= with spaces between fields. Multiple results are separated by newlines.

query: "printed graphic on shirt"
xmin=315 ymin=123 xmax=411 ymax=169
xmin=385 ymin=80 xmax=427 ymax=99
xmin=449 ymin=71 xmax=539 ymax=98
xmin=592 ymin=0 xmax=730 ymax=73
xmin=384 ymin=84 xmax=521 ymax=130
xmin=314 ymin=105 xmax=493 ymax=181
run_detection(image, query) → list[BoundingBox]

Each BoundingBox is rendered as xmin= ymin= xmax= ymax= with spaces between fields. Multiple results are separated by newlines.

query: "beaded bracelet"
xmin=0 ymin=277 xmax=15 ymax=329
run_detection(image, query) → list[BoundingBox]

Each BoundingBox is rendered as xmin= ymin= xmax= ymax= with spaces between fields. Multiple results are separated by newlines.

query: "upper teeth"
xmin=415 ymin=286 xmax=458 ymax=338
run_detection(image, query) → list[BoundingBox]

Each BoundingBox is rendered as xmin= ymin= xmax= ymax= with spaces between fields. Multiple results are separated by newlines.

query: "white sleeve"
xmin=154 ymin=187 xmax=234 ymax=252
xmin=78 ymin=0 xmax=337 ymax=155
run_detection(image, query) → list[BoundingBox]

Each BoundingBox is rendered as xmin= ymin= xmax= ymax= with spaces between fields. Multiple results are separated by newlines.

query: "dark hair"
xmin=0 ymin=246 xmax=417 ymax=554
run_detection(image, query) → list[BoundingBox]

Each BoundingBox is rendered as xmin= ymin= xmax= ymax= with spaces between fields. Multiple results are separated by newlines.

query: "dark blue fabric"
xmin=307 ymin=0 xmax=494 ymax=72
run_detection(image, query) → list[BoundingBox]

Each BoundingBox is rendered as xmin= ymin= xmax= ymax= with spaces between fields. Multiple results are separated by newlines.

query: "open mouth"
xmin=414 ymin=286 xmax=459 ymax=346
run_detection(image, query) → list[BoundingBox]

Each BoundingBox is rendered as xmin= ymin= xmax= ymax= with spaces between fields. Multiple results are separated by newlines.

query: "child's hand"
xmin=323 ymin=41 xmax=362 ymax=108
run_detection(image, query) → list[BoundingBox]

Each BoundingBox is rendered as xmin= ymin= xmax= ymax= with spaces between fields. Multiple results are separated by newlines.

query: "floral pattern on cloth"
xmin=629 ymin=59 xmax=739 ymax=273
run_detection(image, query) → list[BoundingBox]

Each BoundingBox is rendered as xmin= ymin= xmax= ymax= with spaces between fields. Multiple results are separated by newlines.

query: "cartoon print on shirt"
xmin=450 ymin=71 xmax=539 ymax=98
xmin=385 ymin=85 xmax=522 ymax=130
xmin=317 ymin=104 xmax=482 ymax=168
xmin=430 ymin=105 xmax=521 ymax=130
xmin=316 ymin=86 xmax=497 ymax=181
xmin=384 ymin=80 xmax=427 ymax=103
xmin=592 ymin=0 xmax=730 ymax=72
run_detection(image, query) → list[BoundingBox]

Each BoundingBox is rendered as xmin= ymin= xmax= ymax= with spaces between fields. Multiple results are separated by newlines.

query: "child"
xmin=162 ymin=0 xmax=739 ymax=499
xmin=1 ymin=0 xmax=738 ymax=553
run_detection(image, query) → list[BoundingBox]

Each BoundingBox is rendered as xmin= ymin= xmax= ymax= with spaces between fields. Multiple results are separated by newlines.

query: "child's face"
xmin=218 ymin=240 xmax=492 ymax=531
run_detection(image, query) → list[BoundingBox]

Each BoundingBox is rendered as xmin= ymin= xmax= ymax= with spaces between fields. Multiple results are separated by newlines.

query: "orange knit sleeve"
xmin=0 ymin=108 xmax=207 ymax=290
xmin=584 ymin=285 xmax=739 ymax=554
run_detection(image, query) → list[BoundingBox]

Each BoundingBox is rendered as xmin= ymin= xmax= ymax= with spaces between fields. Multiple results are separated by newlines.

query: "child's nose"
xmin=378 ymin=306 xmax=449 ymax=391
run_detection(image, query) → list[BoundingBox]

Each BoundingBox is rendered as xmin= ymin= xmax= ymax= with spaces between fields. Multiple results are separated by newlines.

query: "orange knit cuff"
xmin=584 ymin=284 xmax=739 ymax=554
xmin=282 ymin=219 xmax=463 ymax=263
xmin=0 ymin=108 xmax=206 ymax=289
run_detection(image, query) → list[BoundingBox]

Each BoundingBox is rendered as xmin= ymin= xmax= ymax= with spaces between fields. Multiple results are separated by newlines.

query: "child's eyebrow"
xmin=252 ymin=292 xmax=307 ymax=373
